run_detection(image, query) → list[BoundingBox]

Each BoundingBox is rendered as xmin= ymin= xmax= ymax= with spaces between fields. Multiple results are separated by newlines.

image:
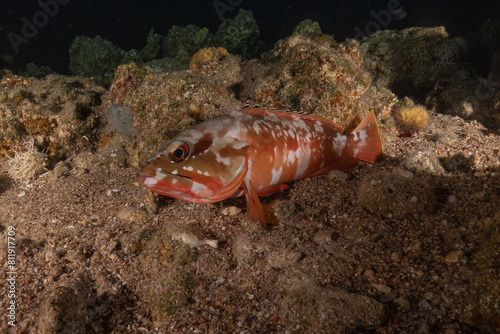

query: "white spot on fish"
xmin=203 ymin=171 xmax=209 ymax=176
xmin=296 ymin=120 xmax=308 ymax=130
xmin=197 ymin=170 xmax=202 ymax=174
xmin=155 ymin=171 xmax=168 ymax=179
xmin=171 ymin=170 xmax=178 ymax=175
xmin=353 ymin=129 xmax=367 ymax=142
xmin=271 ymin=166 xmax=283 ymax=184
xmin=190 ymin=181 xmax=210 ymax=195
xmin=314 ymin=123 xmax=323 ymax=133
xmin=245 ymin=159 xmax=253 ymax=184
xmin=252 ymin=122 xmax=261 ymax=134
xmin=172 ymin=178 xmax=178 ymax=184
xmin=216 ymin=153 xmax=231 ymax=165
xmin=184 ymin=130 xmax=204 ymax=141
xmin=143 ymin=177 xmax=158 ymax=187
xmin=359 ymin=129 xmax=368 ymax=141
xmin=353 ymin=129 xmax=368 ymax=157
xmin=293 ymin=147 xmax=312 ymax=179
xmin=232 ymin=140 xmax=249 ymax=150
xmin=286 ymin=149 xmax=296 ymax=166
xmin=187 ymin=166 xmax=194 ymax=171
xmin=333 ymin=133 xmax=347 ymax=155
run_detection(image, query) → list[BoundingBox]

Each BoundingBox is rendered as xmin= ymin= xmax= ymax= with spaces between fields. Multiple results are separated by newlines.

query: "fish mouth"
xmin=138 ymin=165 xmax=193 ymax=193
xmin=139 ymin=166 xmax=191 ymax=181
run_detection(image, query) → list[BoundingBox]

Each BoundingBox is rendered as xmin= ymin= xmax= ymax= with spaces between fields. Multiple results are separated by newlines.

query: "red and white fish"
xmin=139 ymin=107 xmax=382 ymax=222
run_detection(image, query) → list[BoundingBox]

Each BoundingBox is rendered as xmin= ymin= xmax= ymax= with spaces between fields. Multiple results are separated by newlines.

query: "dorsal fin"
xmin=237 ymin=107 xmax=343 ymax=132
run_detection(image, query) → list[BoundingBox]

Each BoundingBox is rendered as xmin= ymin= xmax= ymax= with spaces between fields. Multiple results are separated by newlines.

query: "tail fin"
xmin=350 ymin=110 xmax=383 ymax=162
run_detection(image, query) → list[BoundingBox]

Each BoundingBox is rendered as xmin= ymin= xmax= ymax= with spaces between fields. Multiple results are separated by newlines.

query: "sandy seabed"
xmin=0 ymin=111 xmax=499 ymax=333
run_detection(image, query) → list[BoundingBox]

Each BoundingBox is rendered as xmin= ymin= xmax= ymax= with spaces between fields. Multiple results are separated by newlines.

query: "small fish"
xmin=139 ymin=107 xmax=383 ymax=222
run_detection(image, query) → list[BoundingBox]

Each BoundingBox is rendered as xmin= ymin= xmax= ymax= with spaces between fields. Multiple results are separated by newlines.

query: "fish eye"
xmin=167 ymin=141 xmax=190 ymax=162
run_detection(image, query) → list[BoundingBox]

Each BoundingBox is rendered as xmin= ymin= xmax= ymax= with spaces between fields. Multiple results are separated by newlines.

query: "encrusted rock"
xmin=401 ymin=148 xmax=445 ymax=175
xmin=281 ymin=281 xmax=384 ymax=332
xmin=38 ymin=276 xmax=91 ymax=334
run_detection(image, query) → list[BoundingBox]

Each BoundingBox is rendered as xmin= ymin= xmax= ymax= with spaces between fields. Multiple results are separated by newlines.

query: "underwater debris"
xmin=105 ymin=103 xmax=136 ymax=137
xmin=170 ymin=231 xmax=218 ymax=248
xmin=7 ymin=140 xmax=48 ymax=182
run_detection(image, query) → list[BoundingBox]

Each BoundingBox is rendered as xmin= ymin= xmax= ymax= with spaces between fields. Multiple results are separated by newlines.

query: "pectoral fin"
xmin=242 ymin=179 xmax=265 ymax=222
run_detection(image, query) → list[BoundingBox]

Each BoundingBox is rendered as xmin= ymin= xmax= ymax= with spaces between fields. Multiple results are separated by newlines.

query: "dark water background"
xmin=0 ymin=0 xmax=499 ymax=74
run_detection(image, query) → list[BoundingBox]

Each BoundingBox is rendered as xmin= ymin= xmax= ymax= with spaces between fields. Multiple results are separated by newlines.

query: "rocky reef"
xmin=0 ymin=70 xmax=106 ymax=160
xmin=215 ymin=9 xmax=262 ymax=58
xmin=66 ymin=9 xmax=262 ymax=88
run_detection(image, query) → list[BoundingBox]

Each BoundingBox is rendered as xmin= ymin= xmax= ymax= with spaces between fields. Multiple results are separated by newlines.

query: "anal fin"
xmin=310 ymin=156 xmax=359 ymax=177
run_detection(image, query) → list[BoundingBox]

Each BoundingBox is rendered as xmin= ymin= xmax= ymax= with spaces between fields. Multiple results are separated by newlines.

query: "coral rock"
xmin=215 ymin=9 xmax=261 ymax=58
xmin=163 ymin=25 xmax=214 ymax=64
xmin=240 ymin=25 xmax=371 ymax=126
xmin=189 ymin=47 xmax=228 ymax=74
